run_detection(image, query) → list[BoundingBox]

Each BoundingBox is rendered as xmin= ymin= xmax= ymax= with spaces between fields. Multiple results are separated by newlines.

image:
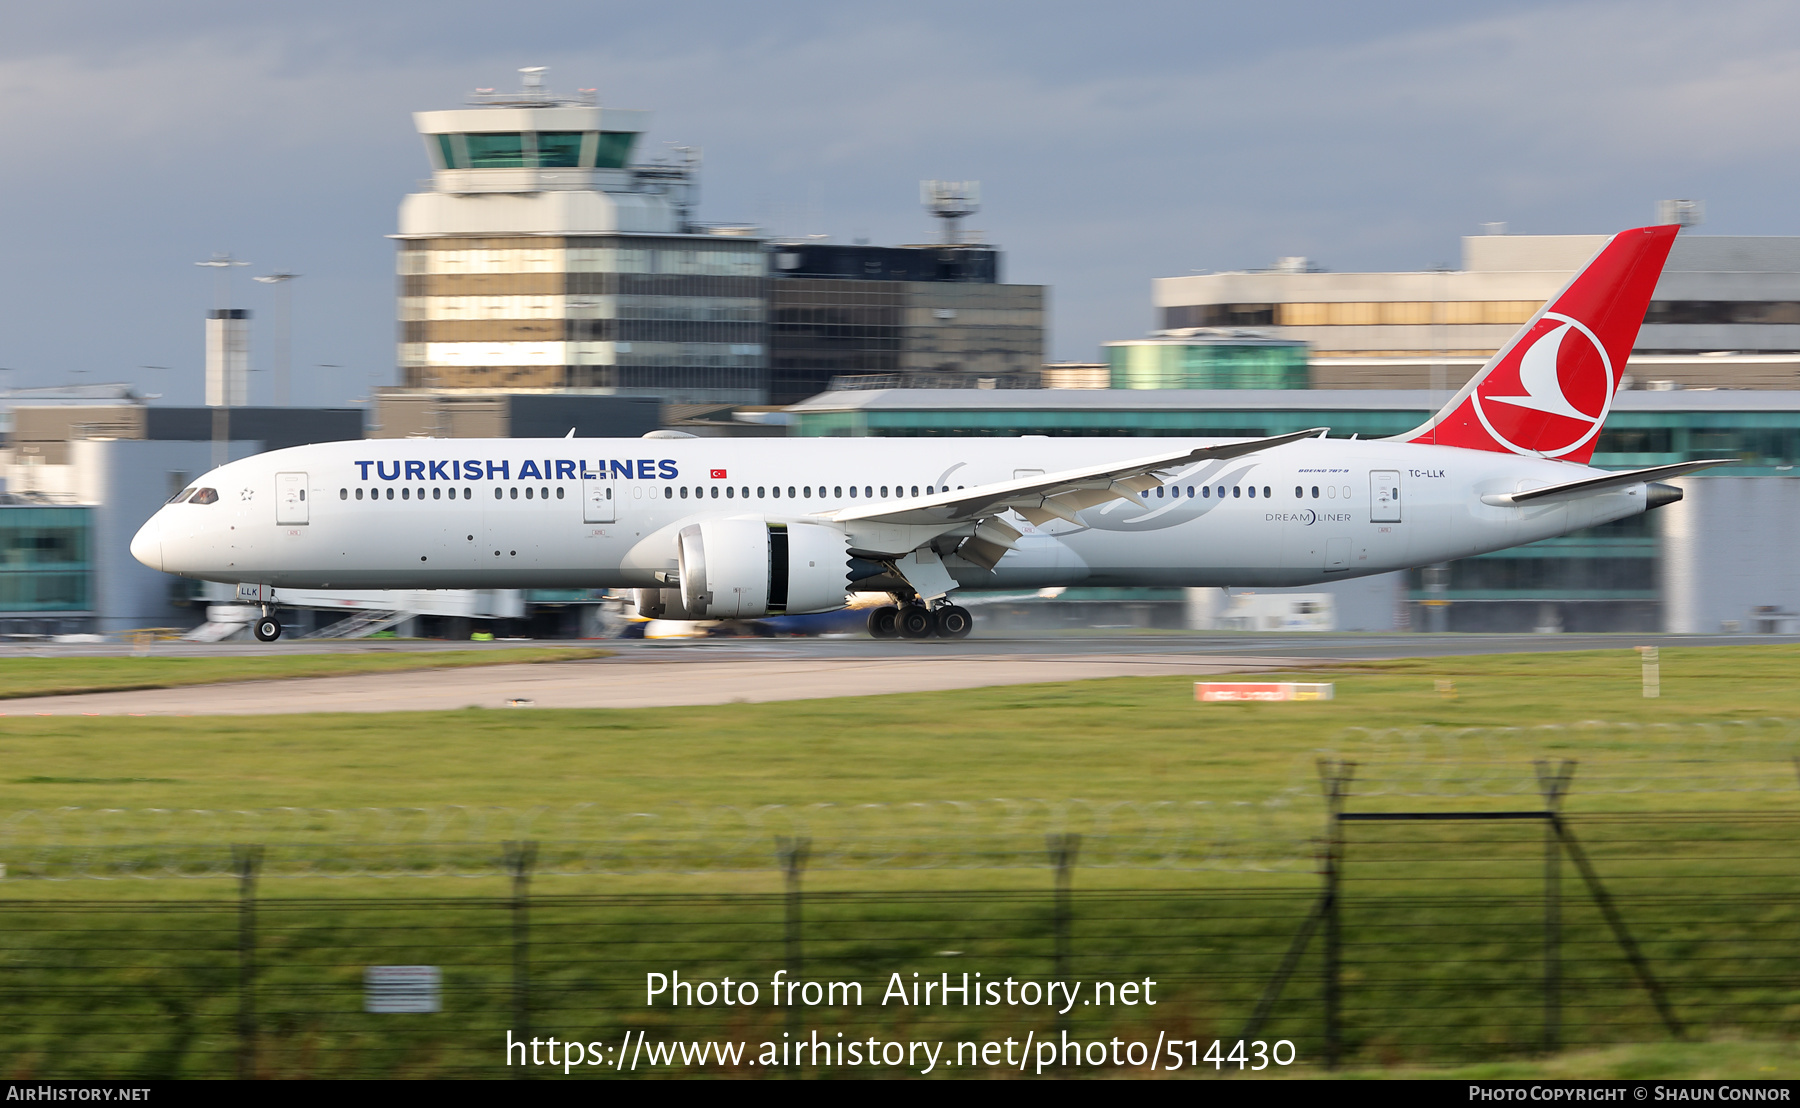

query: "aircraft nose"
xmin=130 ymin=516 xmax=164 ymax=572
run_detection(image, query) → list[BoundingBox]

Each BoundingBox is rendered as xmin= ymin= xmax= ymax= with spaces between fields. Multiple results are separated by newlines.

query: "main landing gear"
xmin=867 ymin=602 xmax=973 ymax=640
xmin=253 ymin=609 xmax=283 ymax=642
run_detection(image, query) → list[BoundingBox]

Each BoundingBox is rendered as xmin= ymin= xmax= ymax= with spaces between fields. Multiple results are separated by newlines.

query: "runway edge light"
xmin=1195 ymin=682 xmax=1334 ymax=703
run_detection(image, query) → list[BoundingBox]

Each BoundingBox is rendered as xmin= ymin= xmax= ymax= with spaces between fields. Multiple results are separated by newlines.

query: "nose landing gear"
xmin=253 ymin=610 xmax=283 ymax=642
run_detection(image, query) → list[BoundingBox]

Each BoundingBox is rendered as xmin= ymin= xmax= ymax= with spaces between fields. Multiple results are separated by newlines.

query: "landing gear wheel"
xmin=253 ymin=616 xmax=282 ymax=642
xmin=867 ymin=606 xmax=900 ymax=639
xmin=935 ymin=605 xmax=973 ymax=639
xmin=896 ymin=605 xmax=936 ymax=639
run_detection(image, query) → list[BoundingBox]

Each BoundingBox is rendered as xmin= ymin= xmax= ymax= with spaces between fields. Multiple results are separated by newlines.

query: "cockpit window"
xmin=189 ymin=488 xmax=219 ymax=505
xmin=166 ymin=488 xmax=195 ymax=504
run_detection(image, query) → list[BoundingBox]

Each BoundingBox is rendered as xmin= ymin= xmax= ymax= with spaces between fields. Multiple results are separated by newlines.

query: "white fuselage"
xmin=131 ymin=436 xmax=1652 ymax=593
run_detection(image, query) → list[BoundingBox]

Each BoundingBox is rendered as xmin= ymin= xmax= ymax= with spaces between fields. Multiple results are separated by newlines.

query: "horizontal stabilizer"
xmin=1479 ymin=459 xmax=1733 ymax=506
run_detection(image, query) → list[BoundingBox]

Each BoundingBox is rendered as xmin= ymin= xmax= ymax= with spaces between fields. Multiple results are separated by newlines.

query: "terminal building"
xmin=1154 ymin=222 xmax=1800 ymax=391
xmin=766 ymin=236 xmax=1046 ymax=404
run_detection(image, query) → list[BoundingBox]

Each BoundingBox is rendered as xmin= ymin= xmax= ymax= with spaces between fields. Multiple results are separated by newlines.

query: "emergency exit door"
xmin=1370 ymin=470 xmax=1401 ymax=523
xmin=582 ymin=477 xmax=616 ymax=523
xmin=276 ymin=472 xmax=309 ymax=525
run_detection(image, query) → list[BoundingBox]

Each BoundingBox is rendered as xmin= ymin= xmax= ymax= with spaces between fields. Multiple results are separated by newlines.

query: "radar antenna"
xmin=921 ymin=180 xmax=980 ymax=245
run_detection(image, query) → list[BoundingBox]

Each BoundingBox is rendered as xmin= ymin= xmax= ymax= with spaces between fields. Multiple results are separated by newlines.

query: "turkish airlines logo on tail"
xmin=1471 ymin=312 xmax=1614 ymax=458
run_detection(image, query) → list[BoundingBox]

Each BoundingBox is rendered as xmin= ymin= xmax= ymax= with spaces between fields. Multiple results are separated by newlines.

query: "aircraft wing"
xmin=825 ymin=427 xmax=1328 ymax=529
xmin=1480 ymin=459 xmax=1734 ymax=506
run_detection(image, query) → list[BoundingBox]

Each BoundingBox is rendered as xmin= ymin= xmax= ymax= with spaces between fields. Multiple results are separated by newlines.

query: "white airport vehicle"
xmin=133 ymin=225 xmax=1724 ymax=642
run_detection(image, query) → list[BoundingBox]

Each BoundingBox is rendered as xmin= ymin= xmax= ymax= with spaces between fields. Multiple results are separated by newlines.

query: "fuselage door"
xmin=276 ymin=472 xmax=309 ymax=525
xmin=1371 ymin=470 xmax=1401 ymax=523
xmin=582 ymin=476 xmax=616 ymax=523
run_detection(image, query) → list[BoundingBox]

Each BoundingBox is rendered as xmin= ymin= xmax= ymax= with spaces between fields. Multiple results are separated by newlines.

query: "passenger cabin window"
xmin=341 ymin=488 xmax=348 ymax=500
xmin=190 ymin=488 xmax=219 ymax=505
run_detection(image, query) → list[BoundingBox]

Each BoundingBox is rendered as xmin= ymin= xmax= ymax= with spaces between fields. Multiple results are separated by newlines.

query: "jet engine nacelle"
xmin=632 ymin=588 xmax=703 ymax=620
xmin=678 ymin=519 xmax=849 ymax=618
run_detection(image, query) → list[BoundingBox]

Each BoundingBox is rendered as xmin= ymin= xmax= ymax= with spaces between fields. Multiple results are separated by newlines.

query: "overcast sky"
xmin=3 ymin=0 xmax=1799 ymax=405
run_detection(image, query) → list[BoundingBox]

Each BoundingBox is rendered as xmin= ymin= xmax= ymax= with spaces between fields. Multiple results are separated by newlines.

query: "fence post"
xmin=1553 ymin=821 xmax=1685 ymax=1040
xmin=1534 ymin=759 xmax=1577 ymax=1055
xmin=776 ymin=836 xmax=810 ymax=1066
xmin=503 ymin=840 xmax=538 ymax=1079
xmin=231 ymin=843 xmax=263 ymax=1081
xmin=1047 ymin=832 xmax=1081 ymax=1031
xmin=1316 ymin=759 xmax=1355 ymax=1071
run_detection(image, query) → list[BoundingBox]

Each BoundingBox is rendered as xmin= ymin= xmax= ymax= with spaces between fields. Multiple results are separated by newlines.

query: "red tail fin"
xmin=1398 ymin=225 xmax=1677 ymax=462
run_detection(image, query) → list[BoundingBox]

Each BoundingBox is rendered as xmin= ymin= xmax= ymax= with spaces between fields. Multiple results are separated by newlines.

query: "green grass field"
xmin=0 ymin=643 xmax=1796 ymax=1079
xmin=0 ymin=646 xmax=606 ymax=700
xmin=0 ymin=644 xmax=1793 ymax=813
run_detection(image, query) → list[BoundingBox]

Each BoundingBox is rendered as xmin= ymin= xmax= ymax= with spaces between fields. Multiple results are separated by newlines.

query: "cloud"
xmin=1 ymin=0 xmax=1798 ymax=395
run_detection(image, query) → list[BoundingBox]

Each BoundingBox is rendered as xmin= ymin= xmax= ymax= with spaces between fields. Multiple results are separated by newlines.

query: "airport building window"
xmin=0 ymin=506 xmax=91 ymax=612
xmin=464 ymin=132 xmax=526 ymax=168
xmin=534 ymin=132 xmax=585 ymax=168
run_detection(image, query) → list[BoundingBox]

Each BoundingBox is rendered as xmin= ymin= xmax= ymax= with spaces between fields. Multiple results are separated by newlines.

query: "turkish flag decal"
xmin=710 ymin=469 xmax=727 ymax=479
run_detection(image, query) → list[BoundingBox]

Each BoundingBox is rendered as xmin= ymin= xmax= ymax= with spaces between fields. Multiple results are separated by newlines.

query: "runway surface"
xmin=1 ymin=632 xmax=1791 ymax=716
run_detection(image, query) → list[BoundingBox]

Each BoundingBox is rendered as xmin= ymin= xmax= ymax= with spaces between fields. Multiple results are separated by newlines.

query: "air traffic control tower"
xmin=395 ymin=69 xmax=767 ymax=403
